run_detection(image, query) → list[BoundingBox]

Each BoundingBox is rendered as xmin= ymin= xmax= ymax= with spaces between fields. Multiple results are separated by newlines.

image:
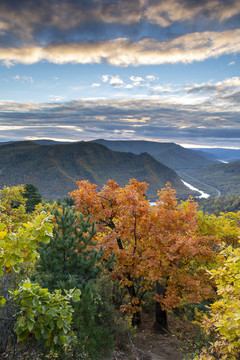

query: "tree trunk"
xmin=132 ymin=310 xmax=141 ymax=326
xmin=116 ymin=237 xmax=142 ymax=325
xmin=127 ymin=275 xmax=141 ymax=326
xmin=154 ymin=281 xmax=168 ymax=333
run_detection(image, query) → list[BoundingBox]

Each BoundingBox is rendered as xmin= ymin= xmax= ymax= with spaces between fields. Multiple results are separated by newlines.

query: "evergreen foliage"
xmin=34 ymin=205 xmax=103 ymax=291
xmin=34 ymin=205 xmax=115 ymax=359
xmin=24 ymin=184 xmax=42 ymax=213
xmin=57 ymin=196 xmax=75 ymax=207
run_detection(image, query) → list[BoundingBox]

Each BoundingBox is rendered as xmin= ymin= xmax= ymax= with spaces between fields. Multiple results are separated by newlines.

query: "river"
xmin=149 ymin=180 xmax=210 ymax=206
xmin=181 ymin=180 xmax=210 ymax=198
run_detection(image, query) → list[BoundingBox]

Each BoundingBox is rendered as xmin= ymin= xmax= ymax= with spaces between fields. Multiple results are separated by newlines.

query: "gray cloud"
xmin=187 ymin=77 xmax=240 ymax=94
xmin=1 ymin=0 xmax=240 ymax=43
xmin=0 ymin=98 xmax=239 ymax=147
xmin=217 ymin=90 xmax=240 ymax=104
xmin=0 ymin=0 xmax=240 ymax=57
xmin=145 ymin=0 xmax=240 ymax=27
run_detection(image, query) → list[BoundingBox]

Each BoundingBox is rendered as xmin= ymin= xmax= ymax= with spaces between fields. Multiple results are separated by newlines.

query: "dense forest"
xmin=198 ymin=195 xmax=240 ymax=215
xmin=0 ymin=181 xmax=240 ymax=359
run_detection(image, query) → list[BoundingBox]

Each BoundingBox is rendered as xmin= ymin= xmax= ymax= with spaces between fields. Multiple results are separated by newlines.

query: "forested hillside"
xmin=198 ymin=195 xmax=240 ymax=215
xmin=0 ymin=141 xmax=192 ymax=199
xmin=189 ymin=161 xmax=240 ymax=196
xmin=91 ymin=139 xmax=217 ymax=170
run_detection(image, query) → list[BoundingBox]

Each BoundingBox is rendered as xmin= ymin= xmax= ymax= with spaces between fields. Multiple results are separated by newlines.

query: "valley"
xmin=0 ymin=141 xmax=193 ymax=200
xmin=0 ymin=139 xmax=239 ymax=200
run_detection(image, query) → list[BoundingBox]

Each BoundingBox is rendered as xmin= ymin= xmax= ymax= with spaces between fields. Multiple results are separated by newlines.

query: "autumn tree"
xmin=71 ymin=179 xmax=217 ymax=329
xmin=197 ymin=210 xmax=240 ymax=246
xmin=146 ymin=185 xmax=218 ymax=331
xmin=197 ymin=243 xmax=240 ymax=360
xmin=0 ymin=185 xmax=30 ymax=230
xmin=0 ymin=185 xmax=56 ymax=356
xmin=0 ymin=185 xmax=53 ymax=289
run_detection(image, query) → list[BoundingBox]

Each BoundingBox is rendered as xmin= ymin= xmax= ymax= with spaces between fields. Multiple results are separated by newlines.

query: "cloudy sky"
xmin=0 ymin=0 xmax=240 ymax=148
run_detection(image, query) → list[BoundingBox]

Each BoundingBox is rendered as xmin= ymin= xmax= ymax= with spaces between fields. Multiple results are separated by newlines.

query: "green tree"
xmin=34 ymin=205 xmax=115 ymax=359
xmin=24 ymin=184 xmax=42 ymax=213
xmin=34 ymin=206 xmax=103 ymax=291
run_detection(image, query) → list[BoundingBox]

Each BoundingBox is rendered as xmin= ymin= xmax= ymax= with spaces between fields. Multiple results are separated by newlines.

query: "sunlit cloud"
xmin=102 ymin=75 xmax=109 ymax=83
xmin=1 ymin=29 xmax=240 ymax=67
xmin=186 ymin=77 xmax=240 ymax=94
xmin=130 ymin=76 xmax=144 ymax=86
xmin=25 ymin=136 xmax=78 ymax=142
xmin=146 ymin=75 xmax=156 ymax=81
xmin=109 ymin=76 xmax=124 ymax=86
xmin=48 ymin=95 xmax=66 ymax=102
xmin=0 ymin=125 xmax=28 ymax=130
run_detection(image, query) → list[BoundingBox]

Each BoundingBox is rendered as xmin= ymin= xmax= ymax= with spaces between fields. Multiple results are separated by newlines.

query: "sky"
xmin=0 ymin=0 xmax=240 ymax=148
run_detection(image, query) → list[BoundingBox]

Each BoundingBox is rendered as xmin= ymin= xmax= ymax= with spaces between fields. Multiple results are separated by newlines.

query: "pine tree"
xmin=35 ymin=205 xmax=103 ymax=291
xmin=34 ymin=205 xmax=115 ymax=359
xmin=24 ymin=184 xmax=42 ymax=213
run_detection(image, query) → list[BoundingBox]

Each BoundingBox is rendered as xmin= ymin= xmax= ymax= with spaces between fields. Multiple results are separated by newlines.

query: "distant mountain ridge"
xmin=0 ymin=141 xmax=193 ymax=199
xmin=191 ymin=148 xmax=240 ymax=163
xmin=91 ymin=139 xmax=217 ymax=170
xmin=0 ymin=139 xmax=218 ymax=171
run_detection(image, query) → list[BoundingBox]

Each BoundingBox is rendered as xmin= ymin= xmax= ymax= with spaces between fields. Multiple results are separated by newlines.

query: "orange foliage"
xmin=71 ymin=179 xmax=218 ymax=316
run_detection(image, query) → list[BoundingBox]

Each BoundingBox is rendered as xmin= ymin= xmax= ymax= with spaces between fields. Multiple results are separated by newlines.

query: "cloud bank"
xmin=0 ymin=95 xmax=239 ymax=148
xmin=1 ymin=29 xmax=240 ymax=67
xmin=0 ymin=0 xmax=240 ymax=66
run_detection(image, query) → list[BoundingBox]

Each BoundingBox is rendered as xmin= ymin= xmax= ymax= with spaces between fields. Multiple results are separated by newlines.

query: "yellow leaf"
xmin=0 ymin=230 xmax=7 ymax=240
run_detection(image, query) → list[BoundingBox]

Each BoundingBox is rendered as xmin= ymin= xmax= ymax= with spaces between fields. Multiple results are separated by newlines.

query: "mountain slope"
xmin=0 ymin=141 xmax=193 ymax=199
xmin=91 ymin=139 xmax=217 ymax=170
xmin=188 ymin=161 xmax=240 ymax=196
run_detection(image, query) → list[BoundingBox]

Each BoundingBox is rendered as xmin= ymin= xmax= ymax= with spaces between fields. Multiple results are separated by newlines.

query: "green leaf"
xmin=23 ymin=282 xmax=32 ymax=289
xmin=27 ymin=321 xmax=34 ymax=332
xmin=59 ymin=335 xmax=66 ymax=344
xmin=18 ymin=315 xmax=26 ymax=328
xmin=54 ymin=335 xmax=59 ymax=344
xmin=33 ymin=297 xmax=39 ymax=307
xmin=17 ymin=329 xmax=29 ymax=341
xmin=57 ymin=319 xmax=64 ymax=329
xmin=48 ymin=309 xmax=56 ymax=317
xmin=72 ymin=289 xmax=81 ymax=302
xmin=0 ymin=296 xmax=6 ymax=307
